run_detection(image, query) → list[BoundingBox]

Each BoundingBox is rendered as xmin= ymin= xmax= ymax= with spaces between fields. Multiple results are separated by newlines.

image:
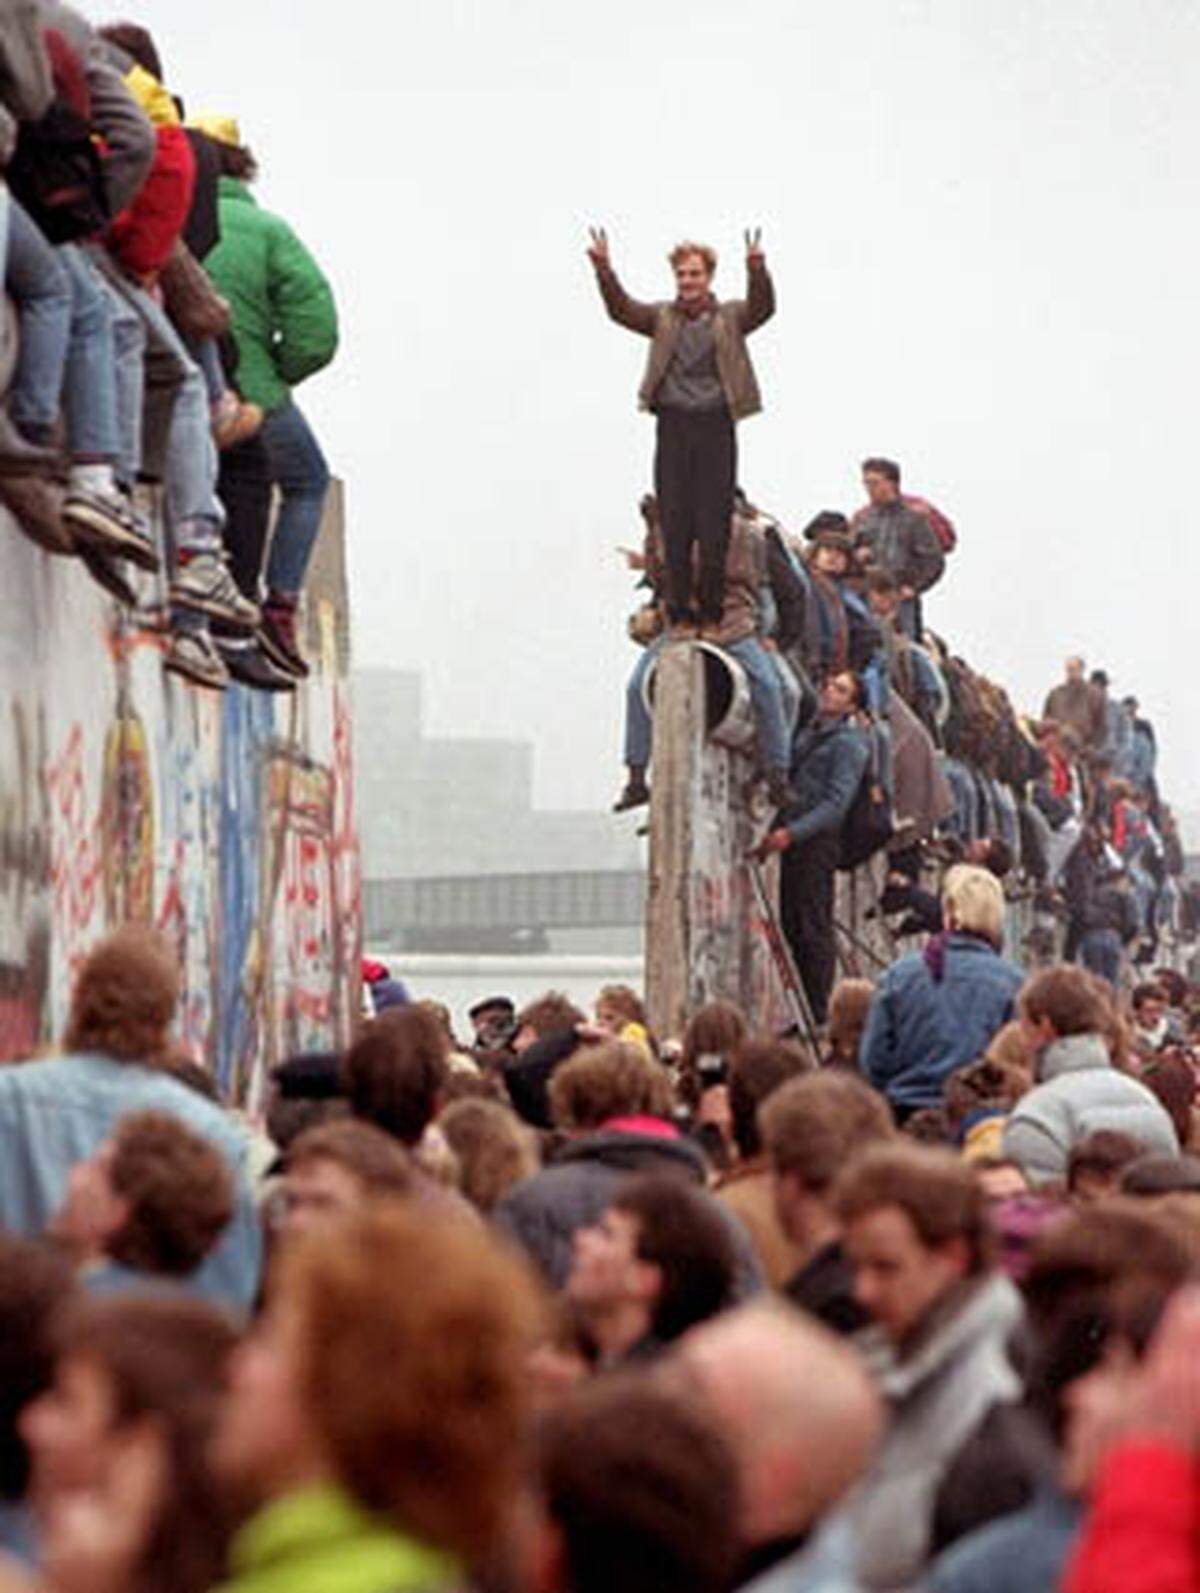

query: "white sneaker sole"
xmin=64 ymin=500 xmax=159 ymax=571
xmin=170 ymin=586 xmax=261 ymax=631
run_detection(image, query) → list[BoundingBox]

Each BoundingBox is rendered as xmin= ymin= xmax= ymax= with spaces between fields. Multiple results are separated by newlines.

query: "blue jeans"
xmin=1080 ymin=928 xmax=1122 ymax=986
xmin=726 ymin=637 xmax=791 ymax=772
xmin=93 ymin=259 xmax=224 ymax=556
xmin=261 ymin=400 xmax=330 ymax=596
xmin=6 ymin=200 xmax=71 ymax=440
xmin=624 ymin=640 xmax=662 ymax=768
xmin=58 ymin=247 xmax=122 ymax=461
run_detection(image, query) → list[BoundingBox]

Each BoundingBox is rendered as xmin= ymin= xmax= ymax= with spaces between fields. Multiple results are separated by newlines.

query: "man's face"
xmin=845 ymin=1205 xmax=969 ymax=1343
xmin=673 ymin=252 xmax=712 ymax=306
xmin=282 ymin=1158 xmax=366 ymax=1236
xmin=49 ymin=1140 xmax=128 ymax=1260
xmin=863 ymin=470 xmax=898 ymax=506
xmin=472 ymin=1006 xmax=513 ymax=1048
xmin=567 ymin=1207 xmax=655 ymax=1318
xmin=1066 ymin=657 xmax=1084 ymax=683
xmin=813 ymin=545 xmax=848 ymax=578
xmin=867 ymin=587 xmax=899 ymax=619
xmin=820 ymin=673 xmax=857 ymax=718
xmin=1136 ymin=997 xmax=1167 ymax=1031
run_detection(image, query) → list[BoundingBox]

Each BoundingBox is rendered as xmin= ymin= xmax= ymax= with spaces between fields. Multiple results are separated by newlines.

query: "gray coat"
xmin=1003 ymin=1032 xmax=1179 ymax=1186
xmin=37 ymin=1 xmax=154 ymax=214
xmin=831 ymin=1274 xmax=1023 ymax=1592
xmin=0 ymin=0 xmax=50 ymax=164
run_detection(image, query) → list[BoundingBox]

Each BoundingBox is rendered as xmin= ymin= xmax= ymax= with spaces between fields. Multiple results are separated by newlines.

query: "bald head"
xmin=675 ymin=1301 xmax=882 ymax=1544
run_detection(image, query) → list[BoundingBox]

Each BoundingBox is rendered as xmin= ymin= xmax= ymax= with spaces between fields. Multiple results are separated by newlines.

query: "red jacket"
xmin=1064 ymin=1439 xmax=1198 ymax=1593
xmin=108 ymin=123 xmax=195 ymax=278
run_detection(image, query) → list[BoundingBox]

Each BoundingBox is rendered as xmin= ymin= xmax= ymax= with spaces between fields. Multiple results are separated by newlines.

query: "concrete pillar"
xmin=644 ymin=641 xmax=790 ymax=1041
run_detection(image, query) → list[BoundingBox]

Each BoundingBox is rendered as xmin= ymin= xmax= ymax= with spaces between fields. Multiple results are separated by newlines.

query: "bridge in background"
xmin=365 ymin=870 xmax=646 ymax=951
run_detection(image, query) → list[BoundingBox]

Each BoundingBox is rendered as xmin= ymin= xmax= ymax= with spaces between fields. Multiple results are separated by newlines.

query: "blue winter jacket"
xmin=786 ymin=716 xmax=870 ymax=847
xmin=859 ymin=935 xmax=1025 ymax=1109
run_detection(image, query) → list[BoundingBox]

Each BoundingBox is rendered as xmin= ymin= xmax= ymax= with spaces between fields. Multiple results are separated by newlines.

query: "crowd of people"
xmin=595 ymin=233 xmax=1189 ymax=1027
xmin=0 ymin=10 xmax=337 ymax=690
xmin=2 ymin=922 xmax=1200 ymax=1590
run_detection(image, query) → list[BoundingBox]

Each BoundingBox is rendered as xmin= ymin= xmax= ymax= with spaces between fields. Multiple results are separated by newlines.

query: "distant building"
xmin=353 ymin=669 xmax=643 ymax=952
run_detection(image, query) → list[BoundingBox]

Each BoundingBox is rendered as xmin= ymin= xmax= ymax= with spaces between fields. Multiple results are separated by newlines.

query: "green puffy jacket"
xmin=211 ymin=1485 xmax=459 ymax=1593
xmin=205 ymin=177 xmax=338 ymax=414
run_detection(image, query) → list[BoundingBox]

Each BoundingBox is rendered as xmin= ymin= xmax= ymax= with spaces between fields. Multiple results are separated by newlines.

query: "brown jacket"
xmin=593 ymin=260 xmax=774 ymax=422
xmin=715 ymin=1157 xmax=803 ymax=1288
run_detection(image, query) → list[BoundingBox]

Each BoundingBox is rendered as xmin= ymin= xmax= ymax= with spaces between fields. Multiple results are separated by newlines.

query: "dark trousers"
xmin=217 ymin=434 xmax=273 ymax=599
xmin=653 ymin=408 xmax=736 ymax=623
xmin=780 ymin=830 xmax=840 ymax=1025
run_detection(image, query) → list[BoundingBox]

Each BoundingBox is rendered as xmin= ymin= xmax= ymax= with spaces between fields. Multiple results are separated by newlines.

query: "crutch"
xmin=747 ymin=856 xmax=823 ymax=1053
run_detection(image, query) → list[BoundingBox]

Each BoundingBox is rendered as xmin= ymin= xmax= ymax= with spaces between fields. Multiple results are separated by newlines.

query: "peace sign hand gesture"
xmin=744 ymin=227 xmax=765 ymax=267
xmin=587 ymin=226 xmax=611 ymax=267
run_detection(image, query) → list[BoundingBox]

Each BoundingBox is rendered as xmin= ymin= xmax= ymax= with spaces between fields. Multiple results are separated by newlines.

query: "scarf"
xmin=674 ymin=292 xmax=718 ymax=320
xmin=923 ymin=928 xmax=999 ymax=984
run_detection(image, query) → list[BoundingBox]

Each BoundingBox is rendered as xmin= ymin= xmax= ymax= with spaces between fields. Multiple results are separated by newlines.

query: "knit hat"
xmin=189 ymin=111 xmax=241 ymax=147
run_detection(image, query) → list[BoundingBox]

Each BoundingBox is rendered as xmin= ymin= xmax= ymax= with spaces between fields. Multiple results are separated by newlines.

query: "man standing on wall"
xmin=852 ymin=457 xmax=945 ymax=638
xmin=587 ymin=227 xmax=775 ymax=633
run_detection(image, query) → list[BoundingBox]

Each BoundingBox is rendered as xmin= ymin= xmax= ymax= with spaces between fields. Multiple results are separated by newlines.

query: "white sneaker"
xmin=171 ymin=552 xmax=261 ymax=630
xmin=164 ymin=628 xmax=229 ymax=691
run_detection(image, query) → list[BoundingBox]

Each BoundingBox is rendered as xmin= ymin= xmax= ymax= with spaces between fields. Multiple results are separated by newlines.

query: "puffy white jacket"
xmin=1003 ymin=1032 xmax=1178 ymax=1186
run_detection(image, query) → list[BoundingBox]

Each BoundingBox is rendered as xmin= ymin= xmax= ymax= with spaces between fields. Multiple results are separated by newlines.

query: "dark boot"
xmin=259 ymin=594 xmax=309 ymax=678
xmin=613 ymin=768 xmax=650 ymax=812
xmin=215 ymin=636 xmax=297 ymax=693
xmin=766 ymin=768 xmax=794 ymax=810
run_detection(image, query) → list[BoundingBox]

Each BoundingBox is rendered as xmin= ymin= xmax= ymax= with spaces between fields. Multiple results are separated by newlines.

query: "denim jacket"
xmin=0 ymin=1052 xmax=261 ymax=1310
xmin=859 ymin=936 xmax=1025 ymax=1109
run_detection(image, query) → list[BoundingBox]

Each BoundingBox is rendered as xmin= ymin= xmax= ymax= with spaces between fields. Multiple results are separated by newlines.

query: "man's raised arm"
xmin=741 ymin=227 xmax=775 ymax=333
xmin=586 ymin=227 xmax=657 ymax=336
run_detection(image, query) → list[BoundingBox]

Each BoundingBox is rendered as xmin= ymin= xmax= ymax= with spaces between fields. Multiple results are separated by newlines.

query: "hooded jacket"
xmin=204 ymin=176 xmax=338 ymax=413
xmin=38 ymin=1 xmax=154 ymax=214
xmin=834 ymin=1273 xmax=1023 ymax=1591
xmin=493 ymin=1122 xmax=763 ymax=1297
xmin=859 ymin=935 xmax=1024 ymax=1110
xmin=103 ymin=59 xmax=195 ymax=277
xmin=0 ymin=0 xmax=50 ymax=165
xmin=1003 ymin=1033 xmax=1179 ymax=1186
xmin=592 ymin=258 xmax=774 ymax=422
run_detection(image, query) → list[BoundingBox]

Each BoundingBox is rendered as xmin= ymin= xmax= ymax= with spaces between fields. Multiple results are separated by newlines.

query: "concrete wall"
xmin=0 ymin=485 xmax=360 ymax=1108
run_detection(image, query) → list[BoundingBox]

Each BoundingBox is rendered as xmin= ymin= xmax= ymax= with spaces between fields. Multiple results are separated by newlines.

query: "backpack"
xmin=8 ymin=30 xmax=109 ymax=244
xmin=838 ymin=722 xmax=893 ymax=872
xmin=904 ymin=494 xmax=957 ymax=553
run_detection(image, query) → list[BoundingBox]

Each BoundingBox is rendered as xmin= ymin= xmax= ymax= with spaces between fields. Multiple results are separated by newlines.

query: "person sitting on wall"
xmin=587 ymin=226 xmax=774 ymax=634
xmin=754 ymin=670 xmax=871 ymax=1027
xmin=614 ymin=493 xmax=798 ymax=813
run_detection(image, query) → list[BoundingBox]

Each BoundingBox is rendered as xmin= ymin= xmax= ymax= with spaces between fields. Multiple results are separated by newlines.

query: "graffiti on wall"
xmin=0 ymin=523 xmax=360 ymax=1106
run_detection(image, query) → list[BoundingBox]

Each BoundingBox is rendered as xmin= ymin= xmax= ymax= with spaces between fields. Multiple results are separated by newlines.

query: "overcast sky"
xmin=128 ymin=0 xmax=1195 ymax=831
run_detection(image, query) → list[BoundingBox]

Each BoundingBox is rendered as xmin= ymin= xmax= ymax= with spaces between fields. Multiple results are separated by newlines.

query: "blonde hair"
xmin=941 ymin=865 xmax=1005 ymax=946
xmin=668 ymin=240 xmax=717 ymax=275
